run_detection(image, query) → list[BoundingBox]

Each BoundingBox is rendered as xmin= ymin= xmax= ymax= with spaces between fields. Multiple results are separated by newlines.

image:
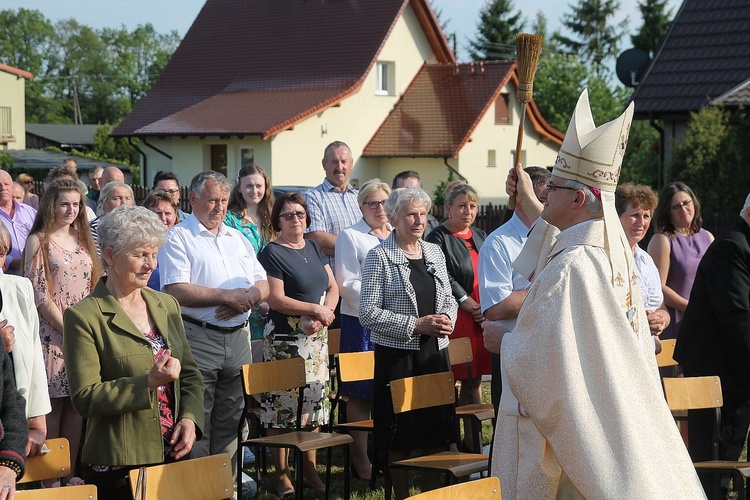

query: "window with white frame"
xmin=487 ymin=149 xmax=497 ymax=167
xmin=376 ymin=61 xmax=395 ymax=95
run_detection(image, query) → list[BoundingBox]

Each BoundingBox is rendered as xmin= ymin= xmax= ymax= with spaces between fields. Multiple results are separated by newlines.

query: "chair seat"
xmin=390 ymin=451 xmax=488 ymax=477
xmin=333 ymin=419 xmax=374 ymax=432
xmin=246 ymin=430 xmax=353 ymax=452
xmin=694 ymin=461 xmax=750 ymax=478
xmin=455 ymin=403 xmax=495 ymax=421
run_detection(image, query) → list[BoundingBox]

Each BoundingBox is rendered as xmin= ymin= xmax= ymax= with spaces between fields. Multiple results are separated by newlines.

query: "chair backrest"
xmin=448 ymin=337 xmax=473 ymax=366
xmin=328 ymin=328 xmax=342 ymax=356
xmin=663 ymin=376 xmax=723 ymax=411
xmin=390 ymin=371 xmax=456 ymax=414
xmin=407 ymin=476 xmax=501 ymax=499
xmin=241 ymin=357 xmax=306 ymax=395
xmin=656 ymin=338 xmax=678 ymax=368
xmin=337 ymin=351 xmax=375 ymax=383
xmin=18 ymin=437 xmax=71 ymax=484
xmin=127 ymin=453 xmax=233 ymax=500
xmin=16 ymin=485 xmax=97 ymax=499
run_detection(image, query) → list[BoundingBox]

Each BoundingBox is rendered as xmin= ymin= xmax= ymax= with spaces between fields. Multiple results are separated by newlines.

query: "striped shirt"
xmin=303 ymin=179 xmax=360 ymax=274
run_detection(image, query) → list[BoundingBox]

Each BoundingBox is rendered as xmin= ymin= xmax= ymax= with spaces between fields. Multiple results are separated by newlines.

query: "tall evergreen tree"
xmin=631 ymin=0 xmax=672 ymax=57
xmin=467 ymin=0 xmax=525 ymax=61
xmin=554 ymin=0 xmax=627 ymax=72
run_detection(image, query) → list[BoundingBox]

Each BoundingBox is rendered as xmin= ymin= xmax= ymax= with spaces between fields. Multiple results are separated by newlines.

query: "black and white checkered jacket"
xmin=359 ymin=232 xmax=457 ymax=351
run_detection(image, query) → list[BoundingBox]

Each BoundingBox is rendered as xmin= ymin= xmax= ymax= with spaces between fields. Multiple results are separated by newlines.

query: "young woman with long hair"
xmin=225 ymin=163 xmax=275 ymax=253
xmin=23 ymin=179 xmax=103 ymax=486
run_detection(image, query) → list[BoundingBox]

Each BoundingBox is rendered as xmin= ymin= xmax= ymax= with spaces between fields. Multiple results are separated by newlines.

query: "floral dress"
xmin=27 ymin=235 xmax=93 ymax=398
xmin=257 ymin=240 xmax=330 ymax=428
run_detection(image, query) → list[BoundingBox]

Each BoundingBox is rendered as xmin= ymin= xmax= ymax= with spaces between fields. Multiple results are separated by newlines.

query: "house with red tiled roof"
xmin=113 ymin=0 xmax=562 ymax=203
xmin=631 ymin=0 xmax=750 ymax=181
xmin=0 ymin=64 xmax=33 ymax=150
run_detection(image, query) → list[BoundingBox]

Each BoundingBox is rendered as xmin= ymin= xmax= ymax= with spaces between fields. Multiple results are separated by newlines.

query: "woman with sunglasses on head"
xmin=257 ymin=192 xmax=339 ymax=496
xmin=647 ymin=182 xmax=713 ymax=340
xmin=333 ymin=179 xmax=391 ymax=481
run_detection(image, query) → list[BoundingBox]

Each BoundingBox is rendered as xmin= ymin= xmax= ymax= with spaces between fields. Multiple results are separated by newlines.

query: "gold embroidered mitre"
xmin=552 ymin=89 xmax=634 ymax=193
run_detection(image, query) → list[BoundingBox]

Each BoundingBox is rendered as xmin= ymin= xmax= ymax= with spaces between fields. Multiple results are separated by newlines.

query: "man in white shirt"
xmin=478 ymin=166 xmax=550 ymax=413
xmin=159 ymin=171 xmax=269 ymax=476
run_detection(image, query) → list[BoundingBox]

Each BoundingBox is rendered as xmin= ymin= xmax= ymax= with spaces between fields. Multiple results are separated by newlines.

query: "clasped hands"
xmin=214 ymin=287 xmax=261 ymax=321
xmin=414 ymin=314 xmax=453 ymax=338
xmin=482 ymin=320 xmax=510 ymax=354
xmin=300 ymin=304 xmax=336 ymax=336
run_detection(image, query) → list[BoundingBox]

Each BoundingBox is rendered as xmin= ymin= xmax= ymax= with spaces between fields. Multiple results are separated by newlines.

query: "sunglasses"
xmin=279 ymin=211 xmax=306 ymax=221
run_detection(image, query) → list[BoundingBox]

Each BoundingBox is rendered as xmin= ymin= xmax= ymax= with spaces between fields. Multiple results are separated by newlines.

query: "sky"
xmin=7 ymin=0 xmax=683 ymax=62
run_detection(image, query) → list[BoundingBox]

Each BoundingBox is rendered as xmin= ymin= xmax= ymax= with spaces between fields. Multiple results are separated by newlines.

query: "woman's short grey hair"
xmin=357 ymin=178 xmax=391 ymax=205
xmin=190 ymin=171 xmax=230 ymax=196
xmin=99 ymin=181 xmax=133 ymax=207
xmin=385 ymin=187 xmax=432 ymax=220
xmin=563 ymin=179 xmax=603 ymax=218
xmin=98 ymin=205 xmax=167 ymax=260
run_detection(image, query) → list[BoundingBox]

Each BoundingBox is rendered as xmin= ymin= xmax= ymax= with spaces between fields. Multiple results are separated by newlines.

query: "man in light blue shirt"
xmin=478 ymin=166 xmax=550 ymax=412
xmin=303 ymin=141 xmax=361 ymax=274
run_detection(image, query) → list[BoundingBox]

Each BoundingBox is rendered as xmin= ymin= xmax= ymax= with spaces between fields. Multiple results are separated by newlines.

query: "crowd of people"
xmin=0 ymin=117 xmax=741 ymax=500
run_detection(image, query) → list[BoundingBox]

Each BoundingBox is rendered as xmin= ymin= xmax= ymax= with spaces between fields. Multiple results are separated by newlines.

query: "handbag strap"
xmin=134 ymin=466 xmax=147 ymax=500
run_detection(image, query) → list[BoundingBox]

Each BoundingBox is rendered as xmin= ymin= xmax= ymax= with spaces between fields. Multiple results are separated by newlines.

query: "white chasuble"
xmin=494 ymin=220 xmax=704 ymax=499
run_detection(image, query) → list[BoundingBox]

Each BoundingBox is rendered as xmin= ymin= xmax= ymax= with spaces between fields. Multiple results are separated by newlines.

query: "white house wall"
xmin=0 ymin=71 xmax=27 ymax=150
xmin=267 ymin=2 xmax=437 ymax=188
xmin=456 ymin=83 xmax=559 ymax=205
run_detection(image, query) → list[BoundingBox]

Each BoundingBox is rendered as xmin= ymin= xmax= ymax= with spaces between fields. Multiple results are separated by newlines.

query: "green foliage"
xmin=92 ymin=123 xmax=140 ymax=165
xmin=554 ymin=0 xmax=627 ymax=72
xmin=631 ymin=0 xmax=672 ymax=58
xmin=432 ymin=169 xmax=456 ymax=208
xmin=0 ymin=153 xmax=12 ymax=170
xmin=620 ymin=120 xmax=659 ymax=186
xmin=672 ymin=106 xmax=750 ymax=223
xmin=533 ymin=53 xmax=630 ymax=133
xmin=0 ymin=8 xmax=179 ymax=125
xmin=467 ymin=0 xmax=525 ymax=61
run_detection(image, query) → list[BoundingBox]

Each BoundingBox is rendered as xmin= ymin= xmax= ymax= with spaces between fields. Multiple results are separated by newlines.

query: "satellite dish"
xmin=616 ymin=48 xmax=651 ymax=88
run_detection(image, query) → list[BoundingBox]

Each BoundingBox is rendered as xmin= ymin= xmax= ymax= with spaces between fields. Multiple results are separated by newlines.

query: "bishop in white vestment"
xmin=485 ymin=90 xmax=705 ymax=499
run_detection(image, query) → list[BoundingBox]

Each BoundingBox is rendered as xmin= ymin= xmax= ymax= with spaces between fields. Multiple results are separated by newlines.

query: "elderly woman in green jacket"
xmin=64 ymin=205 xmax=204 ymax=500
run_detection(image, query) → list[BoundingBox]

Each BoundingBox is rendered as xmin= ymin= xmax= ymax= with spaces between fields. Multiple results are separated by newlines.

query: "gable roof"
xmin=112 ymin=0 xmax=453 ymax=139
xmin=0 ymin=63 xmax=33 ymax=80
xmin=632 ymin=0 xmax=750 ymax=117
xmin=711 ymin=77 xmax=750 ymax=106
xmin=363 ymin=61 xmax=563 ymax=158
xmin=26 ymin=124 xmax=99 ymax=148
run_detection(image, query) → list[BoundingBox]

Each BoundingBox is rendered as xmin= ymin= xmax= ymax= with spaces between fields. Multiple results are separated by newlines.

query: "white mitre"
xmin=517 ymin=89 xmax=642 ymax=336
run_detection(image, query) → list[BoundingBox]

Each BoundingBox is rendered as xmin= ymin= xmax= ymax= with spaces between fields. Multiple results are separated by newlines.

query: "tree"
xmin=92 ymin=122 xmax=140 ymax=165
xmin=672 ymin=105 xmax=750 ymax=228
xmin=467 ymin=0 xmax=525 ymax=61
xmin=619 ymin=120 xmax=659 ymax=186
xmin=554 ymin=0 xmax=627 ymax=71
xmin=631 ymin=0 xmax=672 ymax=58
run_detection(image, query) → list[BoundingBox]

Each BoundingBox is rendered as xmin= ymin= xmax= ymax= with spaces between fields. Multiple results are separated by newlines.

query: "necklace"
xmin=280 ymin=236 xmax=308 ymax=263
xmin=402 ymin=247 xmax=422 ymax=258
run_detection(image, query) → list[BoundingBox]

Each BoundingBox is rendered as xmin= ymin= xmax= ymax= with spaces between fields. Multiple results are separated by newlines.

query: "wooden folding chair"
xmin=656 ymin=338 xmax=677 ymax=368
xmin=407 ymin=475 xmax=501 ymax=499
xmin=448 ymin=338 xmax=495 ymax=453
xmin=238 ymin=357 xmax=353 ymax=499
xmin=16 ymin=485 xmax=97 ymax=499
xmin=18 ymin=438 xmax=72 ymax=486
xmin=385 ymin=371 xmax=489 ymax=500
xmin=663 ymin=376 xmax=750 ymax=499
xmin=329 ymin=350 xmax=375 ymax=434
xmin=127 ymin=453 xmax=233 ymax=499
